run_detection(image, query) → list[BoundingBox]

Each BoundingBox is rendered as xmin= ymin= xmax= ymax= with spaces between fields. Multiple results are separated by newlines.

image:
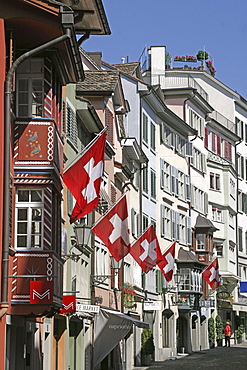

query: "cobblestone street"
xmin=133 ymin=342 xmax=247 ymax=370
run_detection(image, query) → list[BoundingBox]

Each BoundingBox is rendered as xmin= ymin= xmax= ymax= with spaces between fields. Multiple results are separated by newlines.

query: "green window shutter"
xmin=142 ymin=272 xmax=146 ymax=290
xmin=156 ymin=269 xmax=163 ymax=293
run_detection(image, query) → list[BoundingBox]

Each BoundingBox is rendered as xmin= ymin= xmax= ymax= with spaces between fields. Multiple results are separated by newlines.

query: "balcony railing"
xmin=208 ymin=111 xmax=235 ymax=132
xmin=165 ymin=75 xmax=208 ymax=101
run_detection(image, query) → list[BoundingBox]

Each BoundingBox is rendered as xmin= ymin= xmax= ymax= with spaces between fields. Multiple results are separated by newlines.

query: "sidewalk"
xmin=132 ymin=341 xmax=247 ymax=369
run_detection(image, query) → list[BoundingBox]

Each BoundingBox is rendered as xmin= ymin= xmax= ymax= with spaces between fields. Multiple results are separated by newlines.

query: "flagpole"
xmin=63 ymin=126 xmax=108 ymax=173
xmin=91 ymin=192 xmax=127 ymax=230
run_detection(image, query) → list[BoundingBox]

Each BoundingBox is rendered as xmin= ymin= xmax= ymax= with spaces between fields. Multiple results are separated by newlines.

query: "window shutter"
xmin=186 ymin=216 xmax=191 ymax=245
xmin=142 ymin=272 xmax=146 ymax=290
xmin=204 ymin=127 xmax=208 ymax=148
xmin=160 ymin=159 xmax=164 ymax=189
xmin=131 ymin=208 xmax=135 ymax=236
xmin=161 ymin=204 xmax=165 ymax=237
xmin=105 ymin=107 xmax=114 ymax=145
xmin=185 ymin=175 xmax=191 ymax=201
xmin=189 ymin=109 xmax=193 ymax=127
xmin=204 ymin=192 xmax=208 ymax=214
xmin=186 ymin=142 xmax=193 ymax=157
xmin=191 ymin=185 xmax=195 ymax=208
xmin=171 ymin=209 xmax=176 ymax=240
xmin=170 ymin=166 xmax=175 ymax=194
xmin=156 ymin=270 xmax=163 ymax=293
xmin=176 ymin=212 xmax=180 ymax=241
xmin=200 ymin=118 xmax=205 ymax=138
xmin=202 ymin=153 xmax=207 ymax=173
xmin=175 ymin=167 xmax=179 ymax=196
xmin=216 ymin=135 xmax=221 ymax=155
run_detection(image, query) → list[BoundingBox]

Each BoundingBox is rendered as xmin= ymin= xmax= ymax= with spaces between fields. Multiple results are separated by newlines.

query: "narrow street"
xmin=133 ymin=342 xmax=247 ymax=370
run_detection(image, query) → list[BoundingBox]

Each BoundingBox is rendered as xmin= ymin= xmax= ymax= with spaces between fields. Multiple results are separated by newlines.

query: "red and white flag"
xmin=158 ymin=242 xmax=176 ymax=282
xmin=91 ymin=195 xmax=130 ymax=261
xmin=202 ymin=258 xmax=221 ymax=290
xmin=130 ymin=225 xmax=163 ymax=273
xmin=63 ymin=131 xmax=106 ymax=223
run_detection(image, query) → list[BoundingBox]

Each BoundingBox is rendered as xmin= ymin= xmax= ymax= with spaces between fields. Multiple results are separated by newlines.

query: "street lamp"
xmin=62 ymin=223 xmax=92 ymax=262
xmin=90 ymin=256 xmax=122 ymax=286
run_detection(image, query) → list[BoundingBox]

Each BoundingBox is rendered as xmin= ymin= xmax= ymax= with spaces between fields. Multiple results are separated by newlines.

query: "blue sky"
xmin=84 ymin=0 xmax=247 ymax=98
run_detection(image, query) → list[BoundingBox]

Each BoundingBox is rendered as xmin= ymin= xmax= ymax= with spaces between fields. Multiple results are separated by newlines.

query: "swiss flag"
xmin=158 ymin=242 xmax=176 ymax=282
xmin=60 ymin=295 xmax=76 ymax=313
xmin=130 ymin=225 xmax=163 ymax=273
xmin=202 ymin=258 xmax=221 ymax=290
xmin=91 ymin=195 xmax=130 ymax=261
xmin=63 ymin=131 xmax=106 ymax=223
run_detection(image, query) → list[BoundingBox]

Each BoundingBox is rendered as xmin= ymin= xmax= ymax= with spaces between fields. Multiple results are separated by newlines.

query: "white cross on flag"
xmin=202 ymin=258 xmax=221 ymax=290
xmin=158 ymin=242 xmax=176 ymax=282
xmin=91 ymin=195 xmax=130 ymax=261
xmin=130 ymin=225 xmax=163 ymax=273
xmin=63 ymin=131 xmax=106 ymax=223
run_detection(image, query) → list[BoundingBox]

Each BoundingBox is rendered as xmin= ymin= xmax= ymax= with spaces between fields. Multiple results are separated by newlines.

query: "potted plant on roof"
xmin=196 ymin=50 xmax=209 ymax=62
xmin=141 ymin=328 xmax=155 ymax=366
xmin=165 ymin=52 xmax=172 ymax=69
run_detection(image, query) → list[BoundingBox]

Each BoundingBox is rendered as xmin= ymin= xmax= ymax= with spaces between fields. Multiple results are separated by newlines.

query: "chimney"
xmin=86 ymin=51 xmax=102 ymax=67
xmin=121 ymin=57 xmax=125 ymax=64
xmin=150 ymin=45 xmax=166 ymax=89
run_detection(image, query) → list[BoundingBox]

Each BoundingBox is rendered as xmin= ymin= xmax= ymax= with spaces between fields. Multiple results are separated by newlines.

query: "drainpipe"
xmin=0 ymin=13 xmax=76 ymax=318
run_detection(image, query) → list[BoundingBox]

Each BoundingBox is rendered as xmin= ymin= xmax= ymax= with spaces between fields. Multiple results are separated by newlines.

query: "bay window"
xmin=16 ymin=189 xmax=43 ymax=249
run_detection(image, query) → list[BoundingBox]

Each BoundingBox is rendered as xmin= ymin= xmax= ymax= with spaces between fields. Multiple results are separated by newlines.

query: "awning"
xmin=93 ymin=309 xmax=149 ymax=367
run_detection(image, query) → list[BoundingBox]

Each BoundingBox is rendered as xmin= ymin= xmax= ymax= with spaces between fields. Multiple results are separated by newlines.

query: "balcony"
xmin=165 ymin=75 xmax=208 ymax=101
xmin=14 ymin=118 xmax=63 ymax=171
xmin=10 ymin=250 xmax=63 ymax=314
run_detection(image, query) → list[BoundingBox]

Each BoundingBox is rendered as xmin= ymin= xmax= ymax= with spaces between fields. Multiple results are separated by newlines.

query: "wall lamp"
xmin=62 ymin=223 xmax=92 ymax=262
xmin=90 ymin=257 xmax=122 ymax=286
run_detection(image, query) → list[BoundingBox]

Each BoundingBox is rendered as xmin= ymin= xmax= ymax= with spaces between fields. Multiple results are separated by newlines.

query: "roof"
xmin=177 ymin=247 xmax=205 ymax=266
xmin=76 ymin=71 xmax=120 ymax=93
xmin=194 ymin=214 xmax=218 ymax=233
xmin=112 ymin=62 xmax=141 ymax=76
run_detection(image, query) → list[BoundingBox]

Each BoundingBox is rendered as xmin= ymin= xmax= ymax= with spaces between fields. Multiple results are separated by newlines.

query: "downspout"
xmin=0 ymin=20 xmax=74 ymax=318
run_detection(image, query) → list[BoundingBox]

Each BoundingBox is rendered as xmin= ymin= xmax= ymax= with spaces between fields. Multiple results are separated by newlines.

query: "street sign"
xmin=143 ymin=301 xmax=162 ymax=311
xmin=76 ymin=303 xmax=100 ymax=313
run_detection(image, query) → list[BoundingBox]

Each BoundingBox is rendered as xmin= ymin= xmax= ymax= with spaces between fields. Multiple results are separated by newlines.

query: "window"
xmin=186 ymin=216 xmax=191 ymax=245
xmin=143 ymin=214 xmax=149 ymax=232
xmin=179 ymin=213 xmax=186 ymax=244
xmin=150 ymin=169 xmax=156 ymax=199
xmin=17 ymin=59 xmax=44 ymax=117
xmin=196 ymin=234 xmax=206 ymax=250
xmin=16 ymin=189 xmax=43 ymax=249
xmin=210 ymin=173 xmax=220 ymax=190
xmin=215 ymin=244 xmax=223 ymax=257
xmin=191 ymin=186 xmax=206 ymax=213
xmin=191 ymin=148 xmax=206 ymax=173
xmin=189 ymin=109 xmax=205 ymax=138
xmin=161 ymin=205 xmax=171 ymax=239
xmin=142 ymin=112 xmax=148 ymax=144
xmin=230 ymin=178 xmax=235 ymax=198
xmin=160 ymin=159 xmax=170 ymax=193
xmin=212 ymin=207 xmax=223 ymax=222
xmin=150 ymin=122 xmax=156 ymax=151
xmin=229 ymin=212 xmax=235 ymax=229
